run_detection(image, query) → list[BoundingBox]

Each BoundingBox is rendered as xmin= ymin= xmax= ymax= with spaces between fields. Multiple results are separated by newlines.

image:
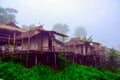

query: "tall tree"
xmin=0 ymin=7 xmax=17 ymax=24
xmin=21 ymin=24 xmax=36 ymax=30
xmin=74 ymin=26 xmax=87 ymax=39
xmin=52 ymin=23 xmax=69 ymax=42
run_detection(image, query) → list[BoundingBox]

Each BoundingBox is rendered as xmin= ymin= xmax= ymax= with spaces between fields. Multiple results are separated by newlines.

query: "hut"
xmin=17 ymin=26 xmax=68 ymax=52
xmin=0 ymin=22 xmax=25 ymax=52
xmin=0 ymin=22 xmax=25 ymax=45
xmin=65 ymin=38 xmax=100 ymax=55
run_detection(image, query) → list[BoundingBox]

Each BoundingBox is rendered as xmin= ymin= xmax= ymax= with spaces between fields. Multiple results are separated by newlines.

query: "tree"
xmin=74 ymin=26 xmax=87 ymax=39
xmin=0 ymin=7 xmax=18 ymax=24
xmin=83 ymin=36 xmax=93 ymax=42
xmin=107 ymin=48 xmax=119 ymax=70
xmin=52 ymin=23 xmax=69 ymax=42
xmin=21 ymin=24 xmax=36 ymax=30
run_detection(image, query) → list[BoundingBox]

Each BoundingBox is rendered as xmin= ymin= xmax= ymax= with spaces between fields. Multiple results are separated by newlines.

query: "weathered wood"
xmin=21 ymin=32 xmax=24 ymax=52
xmin=63 ymin=36 xmax=66 ymax=69
xmin=12 ymin=33 xmax=16 ymax=62
xmin=83 ymin=45 xmax=86 ymax=55
xmin=26 ymin=35 xmax=31 ymax=66
xmin=54 ymin=53 xmax=57 ymax=69
xmin=13 ymin=33 xmax=16 ymax=54
xmin=8 ymin=35 xmax=10 ymax=44
xmin=35 ymin=54 xmax=38 ymax=65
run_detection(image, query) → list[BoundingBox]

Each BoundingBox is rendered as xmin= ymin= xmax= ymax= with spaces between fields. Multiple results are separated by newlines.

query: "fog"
xmin=0 ymin=0 xmax=120 ymax=50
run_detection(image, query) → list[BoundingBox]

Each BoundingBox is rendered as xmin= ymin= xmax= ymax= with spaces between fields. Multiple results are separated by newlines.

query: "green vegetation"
xmin=0 ymin=7 xmax=17 ymax=24
xmin=107 ymin=48 xmax=120 ymax=71
xmin=0 ymin=58 xmax=120 ymax=80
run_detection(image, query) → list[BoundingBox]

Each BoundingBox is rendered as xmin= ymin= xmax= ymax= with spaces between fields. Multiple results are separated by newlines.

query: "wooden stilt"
xmin=54 ymin=53 xmax=57 ymax=69
xmin=72 ymin=53 xmax=74 ymax=64
xmin=35 ymin=54 xmax=38 ymax=65
xmin=8 ymin=35 xmax=10 ymax=44
xmin=7 ymin=35 xmax=10 ymax=55
xmin=26 ymin=35 xmax=30 ymax=66
xmin=20 ymin=32 xmax=24 ymax=58
xmin=12 ymin=33 xmax=16 ymax=62
xmin=72 ymin=45 xmax=75 ymax=64
xmin=63 ymin=36 xmax=66 ymax=69
xmin=47 ymin=54 xmax=49 ymax=64
xmin=21 ymin=32 xmax=24 ymax=52
xmin=74 ymin=44 xmax=77 ymax=63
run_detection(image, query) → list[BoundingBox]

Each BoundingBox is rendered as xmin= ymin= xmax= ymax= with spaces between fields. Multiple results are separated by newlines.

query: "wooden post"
xmin=35 ymin=54 xmax=38 ymax=65
xmin=26 ymin=35 xmax=31 ymax=66
xmin=83 ymin=44 xmax=86 ymax=55
xmin=20 ymin=32 xmax=24 ymax=58
xmin=47 ymin=54 xmax=49 ymax=64
xmin=63 ymin=36 xmax=66 ymax=69
xmin=74 ymin=44 xmax=77 ymax=63
xmin=54 ymin=52 xmax=57 ymax=69
xmin=8 ymin=35 xmax=10 ymax=44
xmin=67 ymin=45 xmax=69 ymax=51
xmin=72 ymin=44 xmax=74 ymax=64
xmin=12 ymin=33 xmax=16 ymax=62
xmin=7 ymin=35 xmax=10 ymax=55
xmin=21 ymin=32 xmax=24 ymax=52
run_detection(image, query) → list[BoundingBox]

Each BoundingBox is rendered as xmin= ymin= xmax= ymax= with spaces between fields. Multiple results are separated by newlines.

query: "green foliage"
xmin=31 ymin=65 xmax=54 ymax=80
xmin=107 ymin=48 xmax=119 ymax=71
xmin=57 ymin=54 xmax=72 ymax=70
xmin=0 ymin=7 xmax=17 ymax=24
xmin=0 ymin=58 xmax=120 ymax=80
xmin=87 ymin=36 xmax=93 ymax=42
xmin=0 ymin=62 xmax=39 ymax=80
xmin=82 ymin=35 xmax=93 ymax=42
xmin=74 ymin=26 xmax=87 ymax=39
xmin=51 ymin=64 xmax=103 ymax=80
xmin=52 ymin=23 xmax=69 ymax=41
xmin=21 ymin=24 xmax=36 ymax=30
xmin=109 ymin=48 xmax=118 ymax=56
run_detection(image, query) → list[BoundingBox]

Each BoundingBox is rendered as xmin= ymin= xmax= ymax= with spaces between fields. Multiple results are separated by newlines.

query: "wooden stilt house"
xmin=0 ymin=22 xmax=25 ymax=52
xmin=17 ymin=26 xmax=67 ymax=52
xmin=65 ymin=38 xmax=100 ymax=55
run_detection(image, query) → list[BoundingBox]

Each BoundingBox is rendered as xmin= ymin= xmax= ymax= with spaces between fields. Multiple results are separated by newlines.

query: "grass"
xmin=0 ymin=55 xmax=120 ymax=80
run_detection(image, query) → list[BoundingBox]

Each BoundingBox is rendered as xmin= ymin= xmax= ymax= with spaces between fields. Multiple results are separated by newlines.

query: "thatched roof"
xmin=0 ymin=22 xmax=25 ymax=32
xmin=17 ymin=26 xmax=68 ymax=39
xmin=65 ymin=37 xmax=100 ymax=47
xmin=0 ymin=22 xmax=25 ymax=45
xmin=65 ymin=38 xmax=85 ymax=45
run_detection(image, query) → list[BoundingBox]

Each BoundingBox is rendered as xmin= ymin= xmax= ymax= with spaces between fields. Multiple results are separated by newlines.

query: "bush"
xmin=0 ymin=58 xmax=120 ymax=80
xmin=0 ymin=62 xmax=39 ymax=80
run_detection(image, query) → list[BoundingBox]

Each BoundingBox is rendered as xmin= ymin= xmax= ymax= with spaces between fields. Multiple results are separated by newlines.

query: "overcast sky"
xmin=0 ymin=0 xmax=120 ymax=50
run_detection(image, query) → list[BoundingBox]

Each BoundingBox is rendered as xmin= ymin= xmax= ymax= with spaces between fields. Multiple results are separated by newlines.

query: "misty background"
xmin=0 ymin=0 xmax=120 ymax=51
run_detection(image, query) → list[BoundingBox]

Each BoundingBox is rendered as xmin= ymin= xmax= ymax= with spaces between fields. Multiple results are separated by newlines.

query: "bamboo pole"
xmin=20 ymin=32 xmax=24 ymax=58
xmin=72 ymin=44 xmax=75 ymax=64
xmin=35 ymin=54 xmax=38 ymax=65
xmin=54 ymin=52 xmax=57 ymax=69
xmin=8 ymin=35 xmax=10 ymax=55
xmin=74 ymin=44 xmax=77 ymax=63
xmin=12 ymin=33 xmax=16 ymax=62
xmin=63 ymin=36 xmax=66 ymax=70
xmin=26 ymin=35 xmax=31 ymax=66
xmin=8 ymin=35 xmax=10 ymax=44
xmin=21 ymin=32 xmax=24 ymax=52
